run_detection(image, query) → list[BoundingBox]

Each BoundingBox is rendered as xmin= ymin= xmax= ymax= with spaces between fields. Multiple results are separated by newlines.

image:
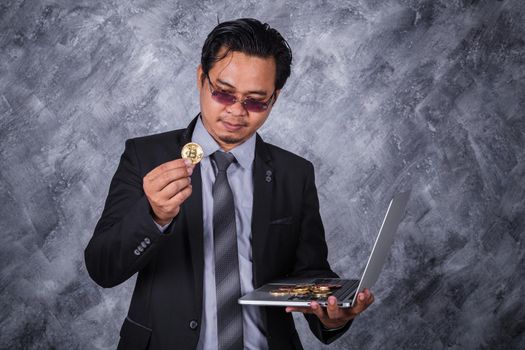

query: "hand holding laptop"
xmin=285 ymin=288 xmax=374 ymax=329
xmin=239 ymin=191 xmax=410 ymax=330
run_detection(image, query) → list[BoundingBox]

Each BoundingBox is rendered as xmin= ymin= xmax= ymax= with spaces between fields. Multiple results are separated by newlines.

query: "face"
xmin=197 ymin=48 xmax=280 ymax=152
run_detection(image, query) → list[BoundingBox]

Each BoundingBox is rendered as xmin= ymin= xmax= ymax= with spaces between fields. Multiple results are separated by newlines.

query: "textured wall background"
xmin=1 ymin=0 xmax=524 ymax=349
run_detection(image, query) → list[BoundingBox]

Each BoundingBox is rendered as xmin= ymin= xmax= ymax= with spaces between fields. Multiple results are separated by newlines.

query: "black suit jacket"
xmin=85 ymin=117 xmax=351 ymax=349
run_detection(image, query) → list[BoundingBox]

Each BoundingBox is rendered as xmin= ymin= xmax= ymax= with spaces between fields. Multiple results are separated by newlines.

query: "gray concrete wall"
xmin=1 ymin=0 xmax=524 ymax=349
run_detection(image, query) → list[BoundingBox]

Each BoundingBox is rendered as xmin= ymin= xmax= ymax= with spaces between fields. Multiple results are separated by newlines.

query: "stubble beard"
xmin=219 ymin=135 xmax=244 ymax=145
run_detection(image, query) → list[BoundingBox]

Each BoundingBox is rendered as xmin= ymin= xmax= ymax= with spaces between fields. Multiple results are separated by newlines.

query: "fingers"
xmin=157 ymin=177 xmax=192 ymax=200
xmin=169 ymin=182 xmax=193 ymax=205
xmin=154 ymin=181 xmax=194 ymax=210
xmin=310 ymin=301 xmax=327 ymax=320
xmin=144 ymin=158 xmax=195 ymax=223
xmin=326 ymin=296 xmax=342 ymax=319
xmin=285 ymin=306 xmax=313 ymax=314
xmin=285 ymin=299 xmax=340 ymax=318
xmin=150 ymin=184 xmax=193 ymax=222
xmin=286 ymin=302 xmax=327 ymax=320
xmin=352 ymin=288 xmax=374 ymax=314
xmin=285 ymin=290 xmax=375 ymax=323
xmin=146 ymin=165 xmax=193 ymax=192
xmin=145 ymin=158 xmax=189 ymax=180
xmin=286 ymin=299 xmax=350 ymax=330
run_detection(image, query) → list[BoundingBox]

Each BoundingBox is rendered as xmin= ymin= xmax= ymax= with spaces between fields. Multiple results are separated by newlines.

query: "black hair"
xmin=200 ymin=18 xmax=292 ymax=90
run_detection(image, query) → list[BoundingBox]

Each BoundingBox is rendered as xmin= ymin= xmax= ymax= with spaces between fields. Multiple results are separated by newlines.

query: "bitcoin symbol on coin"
xmin=181 ymin=142 xmax=204 ymax=165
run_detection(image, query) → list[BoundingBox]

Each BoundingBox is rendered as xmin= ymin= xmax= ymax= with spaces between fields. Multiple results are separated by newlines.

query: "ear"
xmin=197 ymin=65 xmax=205 ymax=92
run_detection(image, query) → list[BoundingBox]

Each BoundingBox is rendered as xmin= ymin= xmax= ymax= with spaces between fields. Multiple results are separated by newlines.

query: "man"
xmin=85 ymin=18 xmax=374 ymax=350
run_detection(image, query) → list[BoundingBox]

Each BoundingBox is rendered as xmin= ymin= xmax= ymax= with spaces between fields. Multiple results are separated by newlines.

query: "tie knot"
xmin=212 ymin=151 xmax=235 ymax=172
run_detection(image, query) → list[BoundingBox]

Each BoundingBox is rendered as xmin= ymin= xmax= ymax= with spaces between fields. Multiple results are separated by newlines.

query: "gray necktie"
xmin=212 ymin=151 xmax=243 ymax=350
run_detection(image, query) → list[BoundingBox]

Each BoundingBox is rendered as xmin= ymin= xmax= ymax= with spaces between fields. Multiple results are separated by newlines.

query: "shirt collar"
xmin=191 ymin=115 xmax=256 ymax=170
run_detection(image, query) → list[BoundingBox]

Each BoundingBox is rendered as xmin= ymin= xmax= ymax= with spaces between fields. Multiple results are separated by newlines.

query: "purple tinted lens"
xmin=212 ymin=90 xmax=269 ymax=112
xmin=243 ymin=99 xmax=267 ymax=112
xmin=212 ymin=91 xmax=236 ymax=105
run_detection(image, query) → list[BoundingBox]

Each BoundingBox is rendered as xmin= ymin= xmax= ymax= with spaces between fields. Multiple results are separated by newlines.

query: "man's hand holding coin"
xmin=143 ymin=158 xmax=194 ymax=226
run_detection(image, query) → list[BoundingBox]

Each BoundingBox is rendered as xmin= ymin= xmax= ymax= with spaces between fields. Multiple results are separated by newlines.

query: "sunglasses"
xmin=206 ymin=75 xmax=275 ymax=113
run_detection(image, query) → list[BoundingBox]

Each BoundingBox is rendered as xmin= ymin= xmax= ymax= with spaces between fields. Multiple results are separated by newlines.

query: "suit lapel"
xmin=251 ymin=134 xmax=274 ymax=287
xmin=185 ymin=164 xmax=204 ymax=304
xmin=178 ymin=116 xmax=205 ymax=308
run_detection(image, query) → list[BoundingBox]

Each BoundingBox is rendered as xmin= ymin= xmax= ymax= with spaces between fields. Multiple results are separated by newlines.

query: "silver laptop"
xmin=238 ymin=191 xmax=410 ymax=308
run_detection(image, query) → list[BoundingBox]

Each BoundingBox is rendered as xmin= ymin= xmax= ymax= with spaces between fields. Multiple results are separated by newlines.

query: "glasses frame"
xmin=206 ymin=74 xmax=276 ymax=112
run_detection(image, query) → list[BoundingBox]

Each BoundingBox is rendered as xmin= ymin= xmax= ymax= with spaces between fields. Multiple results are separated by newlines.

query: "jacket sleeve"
xmin=294 ymin=160 xmax=353 ymax=343
xmin=84 ymin=138 xmax=173 ymax=288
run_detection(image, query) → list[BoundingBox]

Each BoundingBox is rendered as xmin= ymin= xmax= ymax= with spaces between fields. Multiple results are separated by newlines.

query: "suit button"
xmin=144 ymin=237 xmax=151 ymax=245
xmin=141 ymin=241 xmax=147 ymax=248
xmin=138 ymin=246 xmax=144 ymax=252
xmin=189 ymin=320 xmax=198 ymax=330
xmin=134 ymin=249 xmax=140 ymax=256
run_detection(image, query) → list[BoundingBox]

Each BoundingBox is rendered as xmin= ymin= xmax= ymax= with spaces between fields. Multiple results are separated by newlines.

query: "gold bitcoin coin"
xmin=270 ymin=290 xmax=290 ymax=296
xmin=291 ymin=289 xmax=309 ymax=296
xmin=311 ymin=285 xmax=331 ymax=293
xmin=270 ymin=287 xmax=295 ymax=296
xmin=181 ymin=142 xmax=204 ymax=165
